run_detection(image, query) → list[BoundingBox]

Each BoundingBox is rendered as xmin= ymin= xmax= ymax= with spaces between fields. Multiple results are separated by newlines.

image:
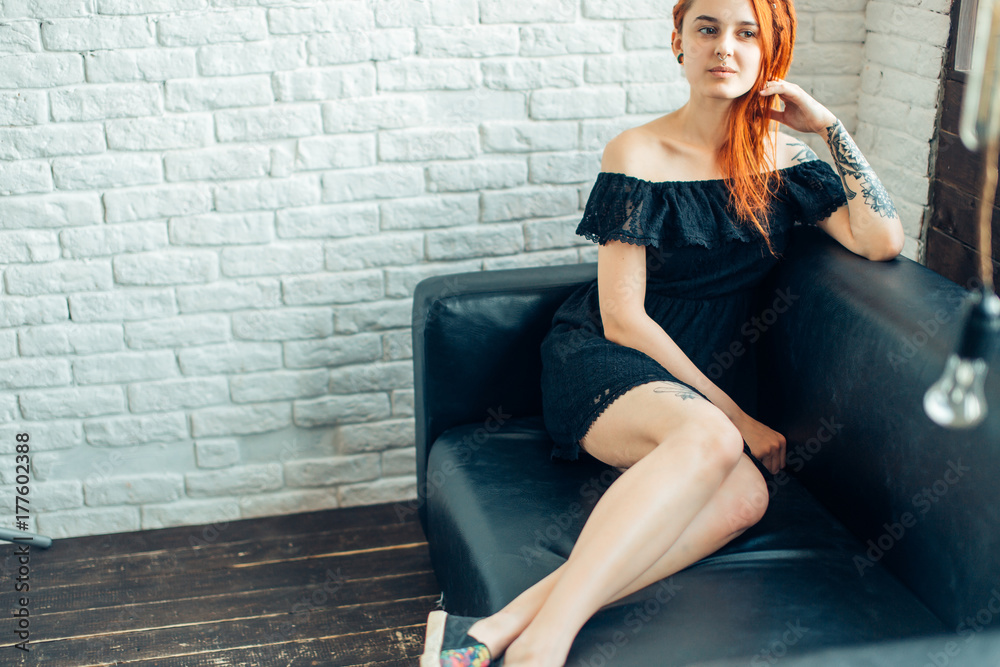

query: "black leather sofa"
xmin=410 ymin=226 xmax=1000 ymax=666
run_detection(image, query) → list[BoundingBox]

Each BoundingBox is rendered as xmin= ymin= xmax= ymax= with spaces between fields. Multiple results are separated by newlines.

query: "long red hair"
xmin=672 ymin=0 xmax=797 ymax=254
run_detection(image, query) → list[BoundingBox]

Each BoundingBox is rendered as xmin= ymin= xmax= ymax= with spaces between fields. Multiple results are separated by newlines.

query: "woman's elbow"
xmin=862 ymin=226 xmax=905 ymax=261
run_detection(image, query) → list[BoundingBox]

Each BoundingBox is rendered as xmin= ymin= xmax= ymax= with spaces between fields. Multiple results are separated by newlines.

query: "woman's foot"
xmin=421 ymin=610 xmax=504 ymax=666
xmin=466 ymin=608 xmax=532 ymax=660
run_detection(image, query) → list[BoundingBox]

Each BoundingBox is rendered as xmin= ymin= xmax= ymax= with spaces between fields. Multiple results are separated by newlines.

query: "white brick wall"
xmin=0 ymin=0 xmax=946 ymax=538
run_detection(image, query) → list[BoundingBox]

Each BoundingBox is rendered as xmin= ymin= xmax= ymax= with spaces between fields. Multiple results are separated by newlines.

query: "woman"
xmin=422 ymin=0 xmax=904 ymax=664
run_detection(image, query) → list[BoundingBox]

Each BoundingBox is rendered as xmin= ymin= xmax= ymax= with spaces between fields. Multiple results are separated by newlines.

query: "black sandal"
xmin=420 ymin=610 xmax=502 ymax=666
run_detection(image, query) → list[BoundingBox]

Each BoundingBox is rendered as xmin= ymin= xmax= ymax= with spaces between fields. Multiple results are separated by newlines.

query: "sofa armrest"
xmin=410 ymin=261 xmax=597 ymax=532
xmin=756 ymin=226 xmax=1000 ymax=630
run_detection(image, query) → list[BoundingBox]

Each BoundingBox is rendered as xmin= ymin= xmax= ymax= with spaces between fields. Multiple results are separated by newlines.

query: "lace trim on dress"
xmin=574 ymin=159 xmax=847 ymax=249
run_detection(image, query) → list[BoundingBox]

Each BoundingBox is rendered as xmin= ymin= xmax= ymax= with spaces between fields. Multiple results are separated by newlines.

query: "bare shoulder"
xmin=600 ymin=127 xmax=659 ymax=177
xmin=776 ymin=131 xmax=822 ymax=168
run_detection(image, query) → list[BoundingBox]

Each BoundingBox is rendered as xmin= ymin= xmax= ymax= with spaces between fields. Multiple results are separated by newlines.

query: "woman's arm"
xmin=758 ymin=80 xmax=905 ymax=260
xmin=814 ymin=118 xmax=906 ymax=261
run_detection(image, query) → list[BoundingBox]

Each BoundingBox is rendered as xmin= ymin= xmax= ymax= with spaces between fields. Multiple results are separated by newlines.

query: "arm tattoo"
xmin=652 ymin=382 xmax=703 ymax=401
xmin=786 ymin=138 xmax=820 ymax=164
xmin=823 ymin=120 xmax=899 ymax=220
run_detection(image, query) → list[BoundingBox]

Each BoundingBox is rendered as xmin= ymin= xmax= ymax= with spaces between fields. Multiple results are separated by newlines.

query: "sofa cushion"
xmin=425 ymin=415 xmax=947 ymax=665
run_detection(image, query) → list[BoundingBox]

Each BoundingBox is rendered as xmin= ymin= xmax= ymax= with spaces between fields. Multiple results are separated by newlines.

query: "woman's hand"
xmin=733 ymin=413 xmax=786 ymax=474
xmin=758 ymin=79 xmax=838 ymax=135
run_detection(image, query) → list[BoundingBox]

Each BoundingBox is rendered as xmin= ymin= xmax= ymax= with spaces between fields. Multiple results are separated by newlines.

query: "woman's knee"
xmin=725 ymin=462 xmax=770 ymax=533
xmin=658 ymin=412 xmax=744 ymax=474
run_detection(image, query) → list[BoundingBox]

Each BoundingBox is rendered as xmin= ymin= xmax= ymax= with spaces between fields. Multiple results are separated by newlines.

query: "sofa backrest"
xmin=756 ymin=226 xmax=1000 ymax=631
xmin=411 ymin=261 xmax=597 ymax=530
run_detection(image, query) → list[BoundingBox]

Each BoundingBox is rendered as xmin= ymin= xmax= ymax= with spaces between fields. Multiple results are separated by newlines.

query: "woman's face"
xmin=673 ymin=0 xmax=764 ymax=100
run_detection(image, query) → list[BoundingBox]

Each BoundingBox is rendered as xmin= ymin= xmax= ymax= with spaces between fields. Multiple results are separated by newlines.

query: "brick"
xmin=426 ymin=224 xmax=523 ymax=260
xmin=521 ymin=24 xmax=618 ymax=56
xmin=0 ymin=53 xmax=83 ymax=88
xmin=157 ymin=9 xmax=267 ymax=46
xmin=165 ymin=75 xmax=273 ymax=112
xmin=416 ymin=25 xmax=518 ymax=57
xmin=0 ymin=332 xmax=15 ymax=360
xmin=307 ymin=31 xmax=372 ymax=66
xmin=85 ymin=412 xmax=188 ymax=447
xmin=480 ymin=0 xmax=574 ymax=22
xmin=220 ymin=243 xmax=324 ymax=278
xmin=164 ymin=145 xmax=271 ymax=182
xmin=178 ymin=343 xmax=282 ymax=375
xmin=321 ymin=166 xmax=424 ymax=203
xmin=239 ymin=489 xmax=338 ymax=518
xmin=124 ymin=314 xmax=230 ymax=349
xmin=140 ymin=498 xmax=239 ymax=530
xmin=18 ymin=323 xmax=123 ymax=357
xmin=0 ymin=124 xmax=105 ymax=160
xmin=272 ymin=65 xmax=375 ymax=102
xmin=866 ymin=1 xmax=951 ymax=45
xmin=482 ymin=186 xmax=580 ymax=222
xmin=481 ymin=120 xmax=578 ymax=153
xmin=530 ymin=87 xmax=626 ymax=119
xmin=84 ymin=473 xmax=184 ymax=506
xmin=169 ymin=212 xmax=274 ymax=246
xmin=484 ymin=248 xmax=579 ymax=270
xmin=0 ymin=160 xmax=52 ymax=195
xmin=379 ymin=127 xmax=479 ymax=161
xmin=0 ymin=20 xmax=40 ymax=52
xmin=333 ymin=301 xmax=411 ymax=335
xmin=232 ymin=307 xmax=333 ymax=341
xmin=113 ymin=250 xmax=218 ymax=286
xmin=186 ymin=462 xmax=283 ymax=498
xmin=581 ymin=0 xmax=671 ymax=19
xmin=106 ymin=115 xmax=213 ymax=151
xmin=385 ymin=194 xmax=480 ymax=231
xmin=524 ymin=216 xmax=591 ymax=250
xmin=377 ymin=59 xmax=478 ymax=91
xmin=529 ymin=152 xmax=601 ymax=184
xmin=39 ymin=506 xmax=140 ymax=539
xmin=176 ymin=279 xmax=282 ymax=313
xmin=382 ymin=447 xmax=416 ymax=476
xmin=215 ymin=105 xmax=322 ymax=142
xmin=0 ymin=229 xmax=60 ymax=263
xmin=483 ymin=57 xmax=582 ymax=90
xmin=0 ymin=395 xmax=16 ymax=422
xmin=214 ymin=175 xmax=321 ymax=212
xmin=276 ymin=204 xmax=378 ymax=241
xmin=197 ymin=39 xmax=305 ymax=76
xmin=73 ymin=350 xmax=177 ymax=385
xmin=281 ymin=270 xmax=383 ymax=306
xmin=427 ymin=162 xmax=527 ymax=194
xmin=622 ymin=20 xmax=673 ymax=50
xmin=335 ymin=418 xmax=414 ymax=454
xmin=229 ymin=369 xmax=328 ymax=403
xmin=19 ymin=385 xmax=123 ymax=420
xmin=68 ymin=289 xmax=176 ymax=323
xmin=29 ymin=480 xmax=83 ymax=511
xmin=373 ymin=0 xmax=431 ymax=28
xmin=0 ymin=90 xmax=46 ymax=126
xmin=322 ymin=96 xmax=426 ymax=133
xmin=85 ymin=48 xmax=197 ymax=83
xmin=0 ymin=358 xmax=71 ymax=390
xmin=370 ymin=27 xmax=415 ymax=60
xmin=97 ymin=0 xmax=208 ymax=14
xmin=41 ymin=16 xmax=154 ymax=51
xmin=338 ymin=476 xmax=415 ymax=507
xmin=60 ymin=222 xmax=168 ymax=259
xmin=391 ymin=388 xmax=414 ymax=417
xmin=53 ymin=153 xmax=162 ymax=190
xmin=295 ymin=134 xmax=375 ymax=171
xmin=0 ymin=421 xmax=83 ymax=453
xmin=129 ymin=376 xmax=229 ymax=413
xmin=104 ymin=183 xmax=212 ymax=223
xmin=195 ymin=439 xmax=240 ymax=469
xmin=50 ymin=82 xmax=161 ymax=122
xmin=329 ymin=361 xmax=412 ymax=394
xmin=268 ymin=3 xmax=346 ymax=33
xmin=284 ymin=454 xmax=379 ymax=487
xmin=864 ymin=33 xmax=945 ymax=81
xmin=5 ymin=259 xmax=112 ymax=295
xmin=325 ymin=234 xmax=423 ymax=272
xmin=293 ymin=393 xmax=391 ymax=428
xmin=586 ymin=53 xmax=682 ymax=84
xmin=190 ymin=403 xmax=292 ymax=437
xmin=283 ymin=333 xmax=382 ymax=370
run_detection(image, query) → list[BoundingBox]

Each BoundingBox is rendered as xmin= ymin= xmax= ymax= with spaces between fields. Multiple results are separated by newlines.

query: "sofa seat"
xmin=425 ymin=414 xmax=946 ymax=665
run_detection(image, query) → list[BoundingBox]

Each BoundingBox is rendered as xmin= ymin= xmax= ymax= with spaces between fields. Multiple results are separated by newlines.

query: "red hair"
xmin=672 ymin=0 xmax=797 ymax=254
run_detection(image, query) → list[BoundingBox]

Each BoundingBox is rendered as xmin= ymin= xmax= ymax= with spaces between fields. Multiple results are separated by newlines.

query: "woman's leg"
xmin=466 ymin=381 xmax=769 ymax=665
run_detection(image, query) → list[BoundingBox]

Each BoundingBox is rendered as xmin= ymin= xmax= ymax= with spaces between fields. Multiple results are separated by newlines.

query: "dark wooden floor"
xmin=0 ymin=502 xmax=441 ymax=666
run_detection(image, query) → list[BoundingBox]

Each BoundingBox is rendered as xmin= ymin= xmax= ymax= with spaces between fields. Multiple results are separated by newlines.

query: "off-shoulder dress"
xmin=539 ymin=159 xmax=848 ymax=463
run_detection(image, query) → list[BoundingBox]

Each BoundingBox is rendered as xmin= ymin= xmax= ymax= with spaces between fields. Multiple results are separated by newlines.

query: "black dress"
xmin=539 ymin=159 xmax=848 ymax=462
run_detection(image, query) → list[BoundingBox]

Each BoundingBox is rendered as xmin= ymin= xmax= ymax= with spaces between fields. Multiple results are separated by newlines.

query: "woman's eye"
xmin=698 ymin=27 xmax=756 ymax=38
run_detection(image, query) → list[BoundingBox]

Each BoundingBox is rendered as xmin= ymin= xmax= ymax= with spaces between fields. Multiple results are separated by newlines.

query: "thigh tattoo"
xmin=652 ymin=381 xmax=704 ymax=401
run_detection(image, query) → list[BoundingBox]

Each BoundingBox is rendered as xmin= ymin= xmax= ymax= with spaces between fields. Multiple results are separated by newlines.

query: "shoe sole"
xmin=420 ymin=609 xmax=448 ymax=667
